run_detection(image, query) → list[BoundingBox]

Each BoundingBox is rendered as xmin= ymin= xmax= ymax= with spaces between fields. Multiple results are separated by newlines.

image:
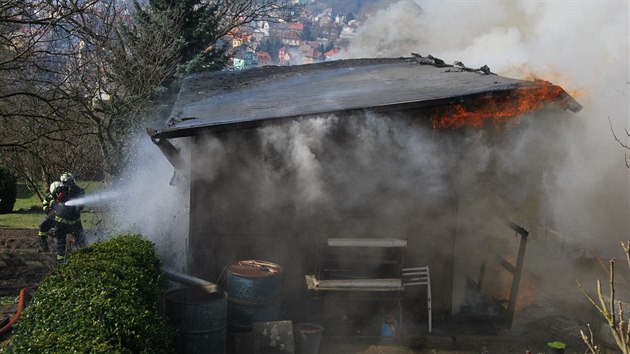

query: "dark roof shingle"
xmin=151 ymin=57 xmax=580 ymax=139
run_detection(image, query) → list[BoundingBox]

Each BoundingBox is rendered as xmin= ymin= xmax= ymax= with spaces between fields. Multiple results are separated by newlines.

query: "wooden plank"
xmin=305 ymin=275 xmax=403 ymax=292
xmin=496 ymin=255 xmax=516 ymax=274
xmin=327 ymin=238 xmax=407 ymax=248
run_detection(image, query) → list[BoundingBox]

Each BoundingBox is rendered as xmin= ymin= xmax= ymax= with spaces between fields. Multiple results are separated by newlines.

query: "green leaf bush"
xmin=3 ymin=234 xmax=173 ymax=353
xmin=0 ymin=166 xmax=17 ymax=214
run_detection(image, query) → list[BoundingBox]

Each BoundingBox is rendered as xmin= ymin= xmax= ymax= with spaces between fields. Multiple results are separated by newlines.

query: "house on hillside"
xmin=230 ymin=48 xmax=258 ymax=70
xmin=340 ymin=23 xmax=358 ymax=42
xmin=288 ymin=23 xmax=304 ymax=32
xmin=256 ymin=51 xmax=273 ymax=66
xmin=320 ymin=23 xmax=341 ymax=40
xmin=252 ymin=20 xmax=270 ymax=42
xmin=316 ymin=7 xmax=333 ymax=25
xmin=323 ymin=47 xmax=341 ymax=60
xmin=271 ymin=22 xmax=304 ymax=39
xmin=277 ymin=47 xmax=292 ymax=65
xmin=298 ymin=42 xmax=321 ymax=64
xmin=253 ymin=27 xmax=270 ymax=42
xmin=280 ymin=31 xmax=301 ymax=46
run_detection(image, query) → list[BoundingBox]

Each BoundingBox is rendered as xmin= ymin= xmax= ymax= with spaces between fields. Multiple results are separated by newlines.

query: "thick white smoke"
xmin=106 ymin=137 xmax=190 ymax=271
xmin=346 ymin=0 xmax=629 ymax=250
xmin=343 ymin=0 xmax=629 ymax=321
xmin=261 ymin=117 xmax=332 ymax=204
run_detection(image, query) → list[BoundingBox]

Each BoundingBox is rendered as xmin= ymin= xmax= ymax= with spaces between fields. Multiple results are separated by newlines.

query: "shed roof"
xmin=150 ymin=57 xmax=580 ymax=139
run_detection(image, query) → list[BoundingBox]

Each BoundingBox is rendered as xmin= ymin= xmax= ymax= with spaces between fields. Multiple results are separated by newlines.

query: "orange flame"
xmin=490 ymin=258 xmax=537 ymax=316
xmin=515 ymin=276 xmax=537 ymax=315
xmin=431 ymin=81 xmax=566 ymax=129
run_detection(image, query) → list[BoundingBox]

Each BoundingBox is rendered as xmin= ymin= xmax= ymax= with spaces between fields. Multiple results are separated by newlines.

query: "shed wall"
xmin=187 ymin=115 xmax=460 ymax=319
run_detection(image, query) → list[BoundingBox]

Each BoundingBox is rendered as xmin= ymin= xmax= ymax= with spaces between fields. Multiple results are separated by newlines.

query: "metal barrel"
xmin=165 ymin=287 xmax=227 ymax=354
xmin=226 ymin=260 xmax=283 ymax=330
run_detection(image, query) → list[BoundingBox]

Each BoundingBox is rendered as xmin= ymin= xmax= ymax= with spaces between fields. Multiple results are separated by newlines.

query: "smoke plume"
xmin=343 ymin=0 xmax=629 ymax=314
xmin=346 ymin=0 xmax=629 ymax=247
xmin=107 ymin=1 xmax=628 ymax=323
xmin=107 ymin=137 xmax=190 ymax=271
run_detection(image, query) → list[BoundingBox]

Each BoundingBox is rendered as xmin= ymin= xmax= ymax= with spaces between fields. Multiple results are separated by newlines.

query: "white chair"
xmin=402 ymin=266 xmax=432 ymax=333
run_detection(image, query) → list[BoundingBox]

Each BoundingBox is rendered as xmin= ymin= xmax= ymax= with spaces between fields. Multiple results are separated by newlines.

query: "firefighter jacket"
xmin=52 ymin=185 xmax=85 ymax=224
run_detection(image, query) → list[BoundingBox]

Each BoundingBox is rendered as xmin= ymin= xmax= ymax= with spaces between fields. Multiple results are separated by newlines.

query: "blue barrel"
xmin=226 ymin=260 xmax=283 ymax=330
xmin=165 ymin=287 xmax=227 ymax=354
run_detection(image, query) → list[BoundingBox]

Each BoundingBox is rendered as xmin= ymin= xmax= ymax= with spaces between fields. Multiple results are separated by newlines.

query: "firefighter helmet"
xmin=60 ymin=172 xmax=75 ymax=185
xmin=49 ymin=181 xmax=62 ymax=194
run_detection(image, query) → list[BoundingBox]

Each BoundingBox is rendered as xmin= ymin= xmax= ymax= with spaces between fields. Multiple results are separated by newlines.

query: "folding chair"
xmin=402 ymin=266 xmax=432 ymax=333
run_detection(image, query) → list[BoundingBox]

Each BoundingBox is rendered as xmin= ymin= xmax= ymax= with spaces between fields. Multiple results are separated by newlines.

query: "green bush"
xmin=3 ymin=234 xmax=173 ymax=353
xmin=0 ymin=166 xmax=17 ymax=214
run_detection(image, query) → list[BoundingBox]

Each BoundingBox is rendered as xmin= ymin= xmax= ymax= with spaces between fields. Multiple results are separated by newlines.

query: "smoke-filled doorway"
xmin=189 ymin=111 xmax=459 ymax=322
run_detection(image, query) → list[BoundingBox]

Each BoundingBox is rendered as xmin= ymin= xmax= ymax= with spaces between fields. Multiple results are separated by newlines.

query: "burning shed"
xmin=148 ymin=56 xmax=581 ymax=334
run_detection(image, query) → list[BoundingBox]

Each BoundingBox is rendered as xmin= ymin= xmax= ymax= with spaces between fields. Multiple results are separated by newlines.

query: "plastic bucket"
xmin=226 ymin=260 xmax=283 ymax=330
xmin=165 ymin=287 xmax=227 ymax=354
xmin=380 ymin=314 xmax=398 ymax=337
xmin=380 ymin=321 xmax=397 ymax=336
xmin=294 ymin=323 xmax=324 ymax=354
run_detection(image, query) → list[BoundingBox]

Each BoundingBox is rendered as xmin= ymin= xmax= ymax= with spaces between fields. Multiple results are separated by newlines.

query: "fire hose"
xmin=0 ymin=288 xmax=26 ymax=336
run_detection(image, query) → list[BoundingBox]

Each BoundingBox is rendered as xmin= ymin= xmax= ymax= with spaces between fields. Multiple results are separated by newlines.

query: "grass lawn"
xmin=0 ymin=181 xmax=106 ymax=229
xmin=0 ymin=211 xmax=104 ymax=229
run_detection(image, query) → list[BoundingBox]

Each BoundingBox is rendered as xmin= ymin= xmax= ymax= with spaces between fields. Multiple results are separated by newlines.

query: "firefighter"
xmin=36 ymin=180 xmax=62 ymax=252
xmin=52 ymin=172 xmax=86 ymax=262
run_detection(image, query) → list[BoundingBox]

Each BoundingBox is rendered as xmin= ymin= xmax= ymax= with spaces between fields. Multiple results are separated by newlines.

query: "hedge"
xmin=0 ymin=166 xmax=16 ymax=214
xmin=3 ymin=234 xmax=173 ymax=353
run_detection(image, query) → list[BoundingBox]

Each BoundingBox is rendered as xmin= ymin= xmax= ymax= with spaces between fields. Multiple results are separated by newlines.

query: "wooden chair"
xmin=402 ymin=266 xmax=432 ymax=333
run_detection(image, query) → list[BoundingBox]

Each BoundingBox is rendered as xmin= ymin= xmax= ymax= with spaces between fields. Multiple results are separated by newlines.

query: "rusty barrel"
xmin=226 ymin=260 xmax=283 ymax=330
xmin=165 ymin=287 xmax=227 ymax=354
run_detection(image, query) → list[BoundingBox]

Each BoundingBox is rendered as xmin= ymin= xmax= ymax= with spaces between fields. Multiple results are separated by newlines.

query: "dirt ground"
xmin=0 ymin=228 xmax=55 ymax=344
xmin=0 ymin=228 xmax=54 ymax=293
xmin=0 ymin=228 xmax=619 ymax=353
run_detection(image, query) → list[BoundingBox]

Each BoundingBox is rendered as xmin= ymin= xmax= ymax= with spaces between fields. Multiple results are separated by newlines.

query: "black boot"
xmin=38 ymin=236 xmax=49 ymax=252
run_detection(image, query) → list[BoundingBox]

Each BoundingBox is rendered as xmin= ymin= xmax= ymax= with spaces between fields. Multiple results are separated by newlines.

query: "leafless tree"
xmin=0 ymin=0 xmax=182 ymax=185
xmin=579 ymin=241 xmax=630 ymax=353
xmin=67 ymin=1 xmax=184 ymax=178
xmin=0 ymin=0 xmax=103 ymax=193
xmin=610 ymin=118 xmax=630 ymax=169
xmin=1 ymin=0 xmax=303 ymax=193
